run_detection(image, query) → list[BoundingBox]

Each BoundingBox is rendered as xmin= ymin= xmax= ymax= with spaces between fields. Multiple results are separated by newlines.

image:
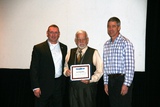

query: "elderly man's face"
xmin=75 ymin=33 xmax=88 ymax=49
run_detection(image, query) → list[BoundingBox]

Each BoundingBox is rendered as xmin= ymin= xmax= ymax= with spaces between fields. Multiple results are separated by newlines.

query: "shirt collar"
xmin=48 ymin=40 xmax=59 ymax=49
xmin=76 ymin=46 xmax=88 ymax=55
xmin=110 ymin=34 xmax=121 ymax=43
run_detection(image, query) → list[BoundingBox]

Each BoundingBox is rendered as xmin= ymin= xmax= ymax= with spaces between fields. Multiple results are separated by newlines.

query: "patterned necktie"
xmin=77 ymin=50 xmax=82 ymax=63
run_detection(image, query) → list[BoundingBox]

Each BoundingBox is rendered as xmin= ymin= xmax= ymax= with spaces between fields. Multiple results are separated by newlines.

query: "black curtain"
xmin=146 ymin=0 xmax=160 ymax=107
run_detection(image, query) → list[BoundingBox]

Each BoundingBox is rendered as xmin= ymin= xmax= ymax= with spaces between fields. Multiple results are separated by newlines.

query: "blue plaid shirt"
xmin=103 ymin=34 xmax=135 ymax=86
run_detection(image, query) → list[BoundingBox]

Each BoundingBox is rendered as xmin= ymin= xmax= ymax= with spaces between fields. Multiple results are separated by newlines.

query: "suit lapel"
xmin=43 ymin=40 xmax=54 ymax=64
xmin=59 ymin=42 xmax=67 ymax=66
xmin=59 ymin=43 xmax=63 ymax=54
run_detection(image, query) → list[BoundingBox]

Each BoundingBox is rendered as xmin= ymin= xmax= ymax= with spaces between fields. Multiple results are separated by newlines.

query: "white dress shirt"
xmin=48 ymin=41 xmax=62 ymax=78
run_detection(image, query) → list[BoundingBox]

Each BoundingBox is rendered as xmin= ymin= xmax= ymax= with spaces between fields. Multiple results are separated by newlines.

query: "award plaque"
xmin=70 ymin=64 xmax=90 ymax=81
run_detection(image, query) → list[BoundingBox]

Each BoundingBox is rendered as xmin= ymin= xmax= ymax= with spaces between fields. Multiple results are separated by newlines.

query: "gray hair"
xmin=108 ymin=17 xmax=121 ymax=26
xmin=75 ymin=30 xmax=88 ymax=39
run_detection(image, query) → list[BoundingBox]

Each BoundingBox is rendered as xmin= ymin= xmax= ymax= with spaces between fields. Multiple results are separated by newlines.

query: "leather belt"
xmin=108 ymin=74 xmax=124 ymax=78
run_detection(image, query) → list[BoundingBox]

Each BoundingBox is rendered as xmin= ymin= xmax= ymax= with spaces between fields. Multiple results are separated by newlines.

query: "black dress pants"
xmin=69 ymin=81 xmax=97 ymax=107
xmin=34 ymin=77 xmax=63 ymax=107
xmin=108 ymin=75 xmax=133 ymax=107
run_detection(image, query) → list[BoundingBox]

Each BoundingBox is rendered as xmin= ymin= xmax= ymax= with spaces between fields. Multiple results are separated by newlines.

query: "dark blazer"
xmin=30 ymin=40 xmax=67 ymax=97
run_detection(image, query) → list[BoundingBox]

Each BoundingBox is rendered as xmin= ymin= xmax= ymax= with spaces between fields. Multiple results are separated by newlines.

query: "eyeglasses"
xmin=48 ymin=31 xmax=59 ymax=35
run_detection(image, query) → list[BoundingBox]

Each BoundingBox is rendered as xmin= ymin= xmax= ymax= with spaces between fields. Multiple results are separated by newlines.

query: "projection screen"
xmin=0 ymin=0 xmax=147 ymax=71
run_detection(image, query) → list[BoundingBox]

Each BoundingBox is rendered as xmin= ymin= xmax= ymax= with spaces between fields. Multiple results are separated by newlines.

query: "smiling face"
xmin=75 ymin=30 xmax=89 ymax=49
xmin=47 ymin=26 xmax=60 ymax=44
xmin=107 ymin=17 xmax=121 ymax=42
xmin=107 ymin=21 xmax=121 ymax=42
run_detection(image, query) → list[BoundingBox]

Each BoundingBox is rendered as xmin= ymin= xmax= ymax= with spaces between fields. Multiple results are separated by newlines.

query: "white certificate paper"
xmin=70 ymin=64 xmax=90 ymax=81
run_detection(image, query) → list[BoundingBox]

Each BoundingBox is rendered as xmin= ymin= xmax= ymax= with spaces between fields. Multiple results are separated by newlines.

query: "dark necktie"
xmin=77 ymin=50 xmax=82 ymax=63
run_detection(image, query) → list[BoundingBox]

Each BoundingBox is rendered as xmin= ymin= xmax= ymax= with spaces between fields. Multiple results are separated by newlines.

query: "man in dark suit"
xmin=30 ymin=24 xmax=68 ymax=107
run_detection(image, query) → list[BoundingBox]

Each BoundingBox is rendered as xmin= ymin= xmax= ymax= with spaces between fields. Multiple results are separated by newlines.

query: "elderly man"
xmin=64 ymin=30 xmax=103 ymax=107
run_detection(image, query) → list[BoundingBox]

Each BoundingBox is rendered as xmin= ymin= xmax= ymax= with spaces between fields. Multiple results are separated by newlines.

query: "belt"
xmin=108 ymin=74 xmax=124 ymax=78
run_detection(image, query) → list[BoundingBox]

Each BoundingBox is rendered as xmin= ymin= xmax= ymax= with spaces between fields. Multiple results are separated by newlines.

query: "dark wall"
xmin=0 ymin=69 xmax=147 ymax=107
xmin=145 ymin=0 xmax=160 ymax=106
xmin=0 ymin=69 xmax=34 ymax=107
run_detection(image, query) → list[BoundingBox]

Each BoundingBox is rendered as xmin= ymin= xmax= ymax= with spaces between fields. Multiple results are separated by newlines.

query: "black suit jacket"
xmin=30 ymin=40 xmax=67 ymax=97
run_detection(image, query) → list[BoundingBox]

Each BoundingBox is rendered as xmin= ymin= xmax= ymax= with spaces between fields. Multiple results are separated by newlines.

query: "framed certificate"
xmin=70 ymin=64 xmax=90 ymax=81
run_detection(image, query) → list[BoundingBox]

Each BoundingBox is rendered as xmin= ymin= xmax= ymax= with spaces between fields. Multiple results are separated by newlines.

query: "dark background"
xmin=0 ymin=0 xmax=159 ymax=107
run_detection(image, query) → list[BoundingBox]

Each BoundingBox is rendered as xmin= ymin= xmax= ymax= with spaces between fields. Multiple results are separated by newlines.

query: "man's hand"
xmin=66 ymin=70 xmax=71 ymax=76
xmin=104 ymin=84 xmax=109 ymax=95
xmin=81 ymin=80 xmax=90 ymax=84
xmin=33 ymin=88 xmax=41 ymax=98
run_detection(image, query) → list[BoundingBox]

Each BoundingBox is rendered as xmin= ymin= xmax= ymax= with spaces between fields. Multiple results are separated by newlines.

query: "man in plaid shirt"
xmin=103 ymin=17 xmax=135 ymax=107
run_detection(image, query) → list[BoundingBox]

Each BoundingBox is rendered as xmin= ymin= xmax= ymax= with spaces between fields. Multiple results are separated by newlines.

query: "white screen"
xmin=0 ymin=0 xmax=147 ymax=71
